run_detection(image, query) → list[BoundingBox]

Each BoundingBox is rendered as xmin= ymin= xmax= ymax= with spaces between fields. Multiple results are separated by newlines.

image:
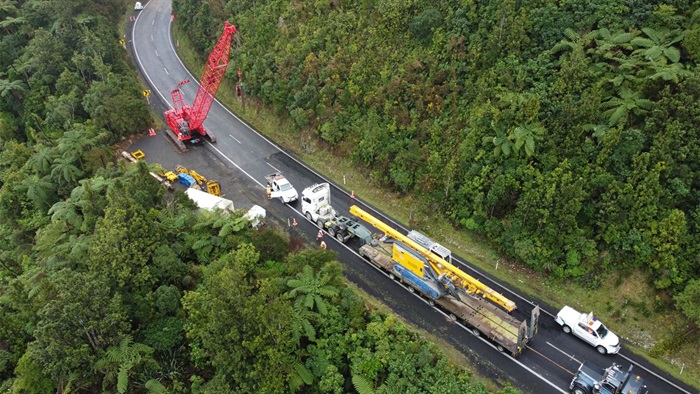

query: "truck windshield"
xmin=596 ymin=325 xmax=609 ymax=338
xmin=279 ymin=183 xmax=293 ymax=191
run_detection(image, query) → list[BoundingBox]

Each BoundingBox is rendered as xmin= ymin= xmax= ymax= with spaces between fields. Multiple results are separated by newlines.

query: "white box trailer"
xmin=185 ymin=188 xmax=235 ymax=212
xmin=185 ymin=188 xmax=266 ymax=228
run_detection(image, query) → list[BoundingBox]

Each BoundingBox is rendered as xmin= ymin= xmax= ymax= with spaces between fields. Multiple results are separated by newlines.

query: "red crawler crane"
xmin=164 ymin=21 xmax=237 ymax=150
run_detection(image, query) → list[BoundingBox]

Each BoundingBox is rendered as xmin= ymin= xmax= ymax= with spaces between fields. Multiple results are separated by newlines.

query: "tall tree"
xmin=20 ymin=269 xmax=129 ymax=389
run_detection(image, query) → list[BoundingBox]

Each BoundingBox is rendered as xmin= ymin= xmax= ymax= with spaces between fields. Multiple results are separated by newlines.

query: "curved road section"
xmin=129 ymin=1 xmax=694 ymax=393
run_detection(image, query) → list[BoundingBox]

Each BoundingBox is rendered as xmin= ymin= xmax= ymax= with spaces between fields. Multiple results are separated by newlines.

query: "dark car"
xmin=570 ymin=361 xmax=648 ymax=394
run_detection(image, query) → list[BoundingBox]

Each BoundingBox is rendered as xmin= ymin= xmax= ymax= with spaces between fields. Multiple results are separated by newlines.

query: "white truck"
xmin=265 ymin=172 xmax=298 ymax=203
xmin=300 ymin=183 xmax=372 ymax=244
xmin=301 ymin=183 xmax=337 ymax=227
xmin=555 ymin=306 xmax=621 ymax=355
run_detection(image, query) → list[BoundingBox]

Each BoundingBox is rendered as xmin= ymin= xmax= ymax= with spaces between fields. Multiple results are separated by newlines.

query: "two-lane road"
xmin=129 ymin=1 xmax=696 ymax=393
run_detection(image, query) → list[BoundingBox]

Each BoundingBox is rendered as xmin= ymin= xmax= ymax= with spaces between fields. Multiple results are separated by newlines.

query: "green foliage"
xmin=155 ymin=285 xmax=181 ymax=315
xmin=675 ymin=279 xmax=700 ymax=326
xmin=410 ymin=8 xmax=442 ymax=44
xmin=28 ymin=269 xmax=130 ymax=386
xmin=94 ymin=335 xmax=157 ymax=394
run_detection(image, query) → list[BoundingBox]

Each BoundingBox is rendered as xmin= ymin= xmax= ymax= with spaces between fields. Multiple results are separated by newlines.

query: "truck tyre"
xmin=336 ymin=233 xmax=344 ymax=243
xmin=496 ymin=344 xmax=505 ymax=352
xmin=408 ymin=286 xmax=415 ymax=294
xmin=562 ymin=325 xmax=572 ymax=334
xmin=328 ymin=227 xmax=336 ymax=237
xmin=428 ymin=299 xmax=435 ymax=306
xmin=571 ymin=385 xmax=589 ymax=394
xmin=596 ymin=345 xmax=607 ymax=355
xmin=472 ymin=328 xmax=480 ymax=337
xmin=305 ymin=212 xmax=313 ymax=222
xmin=316 ymin=219 xmax=324 ymax=228
xmin=388 ymin=273 xmax=396 ymax=280
xmin=448 ymin=313 xmax=457 ymax=321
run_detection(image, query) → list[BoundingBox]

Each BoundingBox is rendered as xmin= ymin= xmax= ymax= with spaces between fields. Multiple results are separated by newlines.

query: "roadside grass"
xmin=170 ymin=25 xmax=700 ymax=391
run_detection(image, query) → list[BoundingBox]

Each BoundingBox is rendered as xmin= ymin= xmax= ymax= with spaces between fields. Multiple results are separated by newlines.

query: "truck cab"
xmin=556 ymin=306 xmax=621 ymax=355
xmin=570 ymin=362 xmax=647 ymax=394
xmin=301 ymin=183 xmax=337 ymax=227
xmin=265 ymin=173 xmax=298 ymax=203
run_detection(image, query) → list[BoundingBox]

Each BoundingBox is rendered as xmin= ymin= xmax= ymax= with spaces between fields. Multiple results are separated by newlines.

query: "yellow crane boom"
xmin=349 ymin=205 xmax=517 ymax=312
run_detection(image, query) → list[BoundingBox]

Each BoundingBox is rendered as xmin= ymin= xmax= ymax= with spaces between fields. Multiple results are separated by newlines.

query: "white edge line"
xmin=267 ymin=163 xmax=281 ymax=173
xmin=131 ymin=5 xmax=173 ymax=109
xmin=617 ymin=353 xmax=692 ymax=394
xmin=206 ymin=142 xmax=264 ymax=189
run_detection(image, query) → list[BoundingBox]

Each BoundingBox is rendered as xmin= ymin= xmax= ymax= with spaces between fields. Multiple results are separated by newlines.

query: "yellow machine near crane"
xmin=160 ymin=165 xmax=221 ymax=196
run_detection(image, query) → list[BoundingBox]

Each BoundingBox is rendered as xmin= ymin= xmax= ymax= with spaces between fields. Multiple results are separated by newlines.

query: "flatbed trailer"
xmin=359 ymin=240 xmax=538 ymax=356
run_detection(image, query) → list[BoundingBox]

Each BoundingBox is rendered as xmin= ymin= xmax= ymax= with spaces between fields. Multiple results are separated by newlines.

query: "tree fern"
xmin=352 ymin=374 xmax=375 ymax=394
xmin=293 ymin=361 xmax=313 ymax=385
xmin=145 ymin=379 xmax=166 ymax=393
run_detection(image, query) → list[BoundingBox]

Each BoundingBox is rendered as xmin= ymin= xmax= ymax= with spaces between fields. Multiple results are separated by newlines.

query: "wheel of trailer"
xmin=388 ymin=273 xmax=396 ymax=280
xmin=496 ymin=344 xmax=505 ymax=353
xmin=427 ymin=299 xmax=435 ymax=306
xmin=306 ymin=212 xmax=313 ymax=222
xmin=336 ymin=233 xmax=344 ymax=242
xmin=596 ymin=345 xmax=607 ymax=355
xmin=448 ymin=313 xmax=457 ymax=321
xmin=328 ymin=227 xmax=336 ymax=237
xmin=316 ymin=219 xmax=324 ymax=228
xmin=562 ymin=325 xmax=571 ymax=334
xmin=407 ymin=286 xmax=415 ymax=294
xmin=472 ymin=328 xmax=480 ymax=337
xmin=572 ymin=385 xmax=589 ymax=394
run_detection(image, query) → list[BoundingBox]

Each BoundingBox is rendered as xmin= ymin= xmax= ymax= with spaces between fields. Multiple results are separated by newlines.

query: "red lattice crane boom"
xmin=164 ymin=21 xmax=237 ymax=150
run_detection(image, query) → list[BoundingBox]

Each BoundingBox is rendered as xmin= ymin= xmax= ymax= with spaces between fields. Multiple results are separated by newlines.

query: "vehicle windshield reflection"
xmin=597 ymin=324 xmax=608 ymax=338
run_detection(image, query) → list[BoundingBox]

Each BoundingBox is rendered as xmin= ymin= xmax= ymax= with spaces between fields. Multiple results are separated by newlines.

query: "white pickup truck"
xmin=265 ymin=172 xmax=298 ymax=203
xmin=555 ymin=306 xmax=621 ymax=355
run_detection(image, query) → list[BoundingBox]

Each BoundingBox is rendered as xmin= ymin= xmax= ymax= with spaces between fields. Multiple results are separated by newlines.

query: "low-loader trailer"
xmin=352 ymin=206 xmax=539 ymax=356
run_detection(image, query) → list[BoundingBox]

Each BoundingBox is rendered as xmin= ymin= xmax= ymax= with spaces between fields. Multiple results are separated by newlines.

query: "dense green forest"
xmin=173 ymin=0 xmax=700 ymax=324
xmin=0 ymin=0 xmax=519 ymax=392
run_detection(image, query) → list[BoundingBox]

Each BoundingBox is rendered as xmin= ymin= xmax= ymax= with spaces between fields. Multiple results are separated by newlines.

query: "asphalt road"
xmin=125 ymin=1 xmax=697 ymax=393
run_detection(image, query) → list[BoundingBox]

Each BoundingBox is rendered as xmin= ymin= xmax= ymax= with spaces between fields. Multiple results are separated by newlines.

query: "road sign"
xmin=143 ymin=90 xmax=150 ymax=97
xmin=119 ymin=38 xmax=126 ymax=45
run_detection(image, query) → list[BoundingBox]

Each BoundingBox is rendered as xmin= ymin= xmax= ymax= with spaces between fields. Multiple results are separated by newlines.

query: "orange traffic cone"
xmin=350 ymin=190 xmax=355 ymax=199
xmin=292 ymin=218 xmax=297 ymax=226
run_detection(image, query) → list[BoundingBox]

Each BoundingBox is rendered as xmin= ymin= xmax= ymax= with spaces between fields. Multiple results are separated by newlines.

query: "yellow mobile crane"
xmin=349 ymin=205 xmax=517 ymax=312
